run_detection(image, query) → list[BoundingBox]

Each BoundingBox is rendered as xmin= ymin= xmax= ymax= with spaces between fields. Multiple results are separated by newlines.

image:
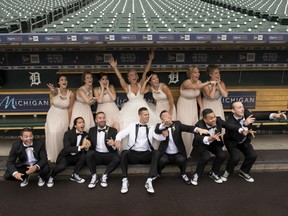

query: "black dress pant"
xmin=86 ymin=150 xmax=120 ymax=176
xmin=158 ymin=153 xmax=187 ymax=175
xmin=121 ymin=149 xmax=161 ymax=178
xmin=195 ymin=143 xmax=225 ymax=176
xmin=4 ymin=163 xmax=50 ymax=181
xmin=225 ymin=140 xmax=257 ymax=174
xmin=51 ymin=153 xmax=86 ymax=177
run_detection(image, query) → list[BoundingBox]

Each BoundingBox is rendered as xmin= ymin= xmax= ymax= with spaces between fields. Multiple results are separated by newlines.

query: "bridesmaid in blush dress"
xmin=69 ymin=72 xmax=96 ymax=132
xmin=45 ymin=75 xmax=75 ymax=162
xmin=142 ymin=71 xmax=177 ymax=120
xmin=177 ymin=66 xmax=214 ymax=157
xmin=94 ymin=73 xmax=120 ymax=131
xmin=202 ymin=64 xmax=228 ymax=120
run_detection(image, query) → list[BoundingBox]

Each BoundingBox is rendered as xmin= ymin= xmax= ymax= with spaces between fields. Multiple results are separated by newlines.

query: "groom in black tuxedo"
xmin=115 ymin=107 xmax=166 ymax=194
xmin=86 ymin=111 xmax=120 ymax=189
xmin=4 ymin=128 xmax=50 ymax=187
xmin=154 ymin=110 xmax=209 ymax=184
xmin=47 ymin=117 xmax=91 ymax=187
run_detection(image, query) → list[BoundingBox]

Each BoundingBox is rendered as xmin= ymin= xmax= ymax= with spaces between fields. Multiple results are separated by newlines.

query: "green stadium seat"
xmin=0 ymin=25 xmax=9 ymax=33
xmin=2 ymin=0 xmax=288 ymax=34
xmin=268 ymin=14 xmax=279 ymax=22
xmin=0 ymin=0 xmax=94 ymax=33
xmin=278 ymin=16 xmax=288 ymax=25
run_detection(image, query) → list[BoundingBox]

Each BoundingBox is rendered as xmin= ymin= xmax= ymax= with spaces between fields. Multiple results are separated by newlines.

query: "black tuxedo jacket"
xmin=224 ymin=109 xmax=271 ymax=147
xmin=155 ymin=121 xmax=197 ymax=158
xmin=88 ymin=125 xmax=117 ymax=153
xmin=193 ymin=117 xmax=239 ymax=150
xmin=6 ymin=139 xmax=48 ymax=174
xmin=57 ymin=129 xmax=89 ymax=159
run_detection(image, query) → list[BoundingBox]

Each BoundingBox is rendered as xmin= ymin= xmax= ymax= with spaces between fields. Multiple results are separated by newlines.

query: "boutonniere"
xmin=105 ymin=126 xmax=109 ymax=134
xmin=171 ymin=124 xmax=175 ymax=132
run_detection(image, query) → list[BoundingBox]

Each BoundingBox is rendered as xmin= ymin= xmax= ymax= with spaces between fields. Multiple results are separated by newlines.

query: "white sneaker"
xmin=145 ymin=178 xmax=155 ymax=194
xmin=221 ymin=170 xmax=229 ymax=182
xmin=88 ymin=174 xmax=98 ymax=189
xmin=191 ymin=173 xmax=198 ymax=186
xmin=20 ymin=175 xmax=30 ymax=187
xmin=239 ymin=171 xmax=254 ymax=183
xmin=37 ymin=176 xmax=45 ymax=187
xmin=47 ymin=177 xmax=54 ymax=188
xmin=100 ymin=174 xmax=108 ymax=188
xmin=209 ymin=170 xmax=223 ymax=184
xmin=181 ymin=174 xmax=190 ymax=184
xmin=121 ymin=178 xmax=129 ymax=194
xmin=70 ymin=173 xmax=85 ymax=183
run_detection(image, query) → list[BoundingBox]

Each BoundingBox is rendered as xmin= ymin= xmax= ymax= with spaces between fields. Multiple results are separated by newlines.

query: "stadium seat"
xmin=268 ymin=14 xmax=279 ymax=22
xmin=278 ymin=16 xmax=288 ymax=25
xmin=2 ymin=0 xmax=288 ymax=33
xmin=0 ymin=0 xmax=94 ymax=33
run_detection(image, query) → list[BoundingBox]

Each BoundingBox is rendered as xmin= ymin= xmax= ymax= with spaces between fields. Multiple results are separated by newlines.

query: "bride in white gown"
xmin=108 ymin=51 xmax=159 ymax=130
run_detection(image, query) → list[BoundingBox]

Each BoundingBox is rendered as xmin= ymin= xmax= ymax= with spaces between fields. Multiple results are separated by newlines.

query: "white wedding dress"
xmin=119 ymin=84 xmax=159 ymax=129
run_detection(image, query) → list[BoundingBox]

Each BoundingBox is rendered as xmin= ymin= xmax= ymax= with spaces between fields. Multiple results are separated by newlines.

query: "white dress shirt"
xmin=12 ymin=142 xmax=38 ymax=177
xmin=158 ymin=123 xmax=178 ymax=154
xmin=233 ymin=116 xmax=249 ymax=144
xmin=116 ymin=122 xmax=166 ymax=151
xmin=96 ymin=127 xmax=109 ymax=153
xmin=71 ymin=130 xmax=83 ymax=155
xmin=203 ymin=124 xmax=217 ymax=145
xmin=23 ymin=142 xmax=37 ymax=165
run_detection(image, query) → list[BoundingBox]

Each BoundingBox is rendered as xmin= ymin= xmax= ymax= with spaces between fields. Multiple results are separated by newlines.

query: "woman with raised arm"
xmin=45 ymin=74 xmax=75 ymax=162
xmin=177 ymin=66 xmax=215 ymax=157
xmin=142 ymin=71 xmax=177 ymax=120
xmin=108 ymin=51 xmax=159 ymax=129
xmin=94 ymin=73 xmax=120 ymax=131
xmin=202 ymin=64 xmax=228 ymax=120
xmin=69 ymin=71 xmax=96 ymax=132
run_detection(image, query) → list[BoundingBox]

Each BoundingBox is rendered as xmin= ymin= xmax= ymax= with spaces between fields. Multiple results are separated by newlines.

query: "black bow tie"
xmin=76 ymin=133 xmax=83 ymax=136
xmin=208 ymin=126 xmax=216 ymax=129
xmin=165 ymin=125 xmax=173 ymax=129
xmin=24 ymin=145 xmax=33 ymax=149
xmin=138 ymin=124 xmax=147 ymax=127
xmin=98 ymin=129 xmax=106 ymax=132
xmin=237 ymin=117 xmax=244 ymax=122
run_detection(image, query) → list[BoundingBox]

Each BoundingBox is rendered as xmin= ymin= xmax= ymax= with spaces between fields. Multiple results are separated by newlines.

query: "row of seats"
xmin=0 ymin=0 xmax=92 ymax=21
xmin=32 ymin=0 xmax=288 ymax=33
xmin=0 ymin=0 xmax=93 ymax=33
xmin=1 ymin=0 xmax=288 ymax=33
xmin=203 ymin=0 xmax=288 ymax=25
